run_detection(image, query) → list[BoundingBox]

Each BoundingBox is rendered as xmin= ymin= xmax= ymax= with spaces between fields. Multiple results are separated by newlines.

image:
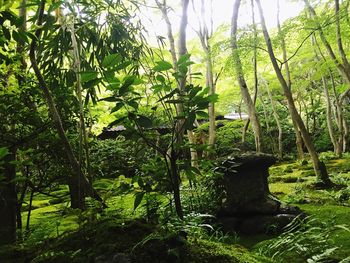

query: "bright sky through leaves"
xmin=141 ymin=0 xmax=304 ymax=45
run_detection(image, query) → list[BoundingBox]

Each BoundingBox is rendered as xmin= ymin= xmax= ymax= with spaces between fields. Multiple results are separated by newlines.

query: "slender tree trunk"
xmin=156 ymin=0 xmax=198 ymax=167
xmin=201 ymin=0 xmax=216 ymax=155
xmin=170 ymin=0 xmax=190 ymax=220
xmin=187 ymin=130 xmax=198 ymax=168
xmin=277 ymin=0 xmax=304 ymax=159
xmin=231 ymin=0 xmax=263 ymax=152
xmin=292 ymin=118 xmax=305 ymax=159
xmin=305 ymin=0 xmax=350 ymax=104
xmin=0 ymin=148 xmax=17 ymax=245
xmin=265 ymin=81 xmax=283 ymax=158
xmin=259 ymin=93 xmax=276 ymax=153
xmin=343 ymin=117 xmax=348 ymax=152
xmin=242 ymin=119 xmax=250 ymax=143
xmin=69 ymin=19 xmax=92 ymax=180
xmin=25 ymin=189 xmax=34 ymax=232
xmin=256 ymin=0 xmax=332 ymax=185
xmin=29 ymin=0 xmax=103 ymax=209
xmin=322 ymin=77 xmax=337 ymax=151
xmin=242 ymin=0 xmax=259 ymax=145
xmin=312 ymin=33 xmax=344 ymax=155
xmin=331 ymin=73 xmax=345 ymax=155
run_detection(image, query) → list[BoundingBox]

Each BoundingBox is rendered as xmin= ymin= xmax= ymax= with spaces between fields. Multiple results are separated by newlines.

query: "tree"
xmin=231 ymin=0 xmax=263 ymax=152
xmin=0 ymin=147 xmax=16 ymax=245
xmin=277 ymin=0 xmax=304 ymax=160
xmin=193 ymin=0 xmax=216 ymax=155
xmin=29 ymin=0 xmax=101 ymax=209
xmin=255 ymin=0 xmax=332 ymax=186
xmin=155 ymin=0 xmax=199 ymax=167
xmin=304 ymin=0 xmax=350 ymax=155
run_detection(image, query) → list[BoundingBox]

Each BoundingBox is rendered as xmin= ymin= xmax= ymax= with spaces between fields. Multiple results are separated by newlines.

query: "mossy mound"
xmin=187 ymin=239 xmax=271 ymax=263
xmin=1 ymin=218 xmax=271 ymax=263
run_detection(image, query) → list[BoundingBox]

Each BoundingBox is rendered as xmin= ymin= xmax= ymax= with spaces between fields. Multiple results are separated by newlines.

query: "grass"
xmin=2 ymin=156 xmax=349 ymax=262
xmin=253 ymin=156 xmax=350 ymax=261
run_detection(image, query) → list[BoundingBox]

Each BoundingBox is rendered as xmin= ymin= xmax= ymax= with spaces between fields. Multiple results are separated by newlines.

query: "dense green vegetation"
xmin=1 ymin=0 xmax=350 ymax=262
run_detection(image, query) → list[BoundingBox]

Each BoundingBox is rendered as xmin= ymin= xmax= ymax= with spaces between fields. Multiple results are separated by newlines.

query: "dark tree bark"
xmin=0 ymin=148 xmax=17 ymax=245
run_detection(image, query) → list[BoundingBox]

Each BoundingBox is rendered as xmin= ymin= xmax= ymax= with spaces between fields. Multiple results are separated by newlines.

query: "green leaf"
xmin=111 ymin=102 xmax=124 ymax=113
xmin=185 ymin=169 xmax=197 ymax=183
xmin=177 ymin=53 xmax=191 ymax=66
xmin=106 ymin=82 xmax=120 ymax=91
xmin=157 ymin=88 xmax=179 ymax=102
xmin=127 ymin=100 xmax=139 ymax=110
xmin=165 ymin=99 xmax=184 ymax=104
xmin=184 ymin=111 xmax=196 ymax=130
xmin=190 ymin=166 xmax=201 ymax=175
xmin=0 ymin=147 xmax=9 ymax=160
xmin=99 ymin=96 xmax=120 ymax=102
xmin=48 ymin=1 xmax=64 ymax=13
xmin=108 ymin=116 xmax=126 ymax=128
xmin=136 ymin=115 xmax=152 ymax=128
xmin=151 ymin=84 xmax=164 ymax=93
xmin=119 ymin=76 xmax=135 ymax=96
xmin=178 ymin=65 xmax=188 ymax=75
xmin=207 ymin=94 xmax=219 ymax=103
xmin=133 ymin=192 xmax=145 ymax=210
xmin=114 ymin=61 xmax=131 ymax=71
xmin=102 ymin=53 xmax=122 ymax=68
xmin=196 ymin=110 xmax=209 ymax=119
xmin=12 ymin=30 xmax=25 ymax=44
xmin=156 ymin=74 xmax=166 ymax=82
xmin=153 ymin=60 xmax=173 ymax=72
xmin=2 ymin=26 xmax=10 ymax=40
xmin=80 ymin=71 xmax=98 ymax=83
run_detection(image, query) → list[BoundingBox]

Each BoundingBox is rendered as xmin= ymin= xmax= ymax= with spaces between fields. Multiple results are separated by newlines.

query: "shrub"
xmin=195 ymin=120 xmax=254 ymax=157
xmin=90 ymin=137 xmax=154 ymax=178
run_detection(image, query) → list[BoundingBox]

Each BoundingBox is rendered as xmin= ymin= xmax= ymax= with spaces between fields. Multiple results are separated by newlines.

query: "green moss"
xmin=269 ymin=176 xmax=305 ymax=184
xmin=187 ymin=239 xmax=272 ymax=263
xmin=93 ymin=178 xmax=117 ymax=190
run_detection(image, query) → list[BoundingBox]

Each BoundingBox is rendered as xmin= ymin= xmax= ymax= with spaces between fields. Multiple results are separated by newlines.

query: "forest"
xmin=0 ymin=0 xmax=350 ymax=262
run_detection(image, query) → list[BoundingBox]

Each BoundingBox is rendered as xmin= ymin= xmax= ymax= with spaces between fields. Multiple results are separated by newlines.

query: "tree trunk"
xmin=187 ymin=130 xmax=198 ymax=168
xmin=231 ymin=0 xmax=263 ymax=152
xmin=277 ymin=0 xmax=304 ymax=160
xmin=265 ymin=82 xmax=283 ymax=159
xmin=305 ymin=0 xmax=350 ymax=105
xmin=241 ymin=119 xmax=250 ymax=143
xmin=25 ymin=189 xmax=34 ymax=232
xmin=256 ymin=0 xmax=332 ymax=185
xmin=193 ymin=0 xmax=216 ymax=157
xmin=322 ymin=77 xmax=337 ymax=152
xmin=312 ymin=33 xmax=344 ymax=156
xmin=69 ymin=19 xmax=92 ymax=180
xmin=0 ymin=148 xmax=17 ymax=245
xmin=156 ymin=0 xmax=198 ymax=167
xmin=169 ymin=150 xmax=183 ymax=219
xmin=68 ymin=177 xmax=85 ymax=209
xmin=29 ymin=0 xmax=102 ymax=209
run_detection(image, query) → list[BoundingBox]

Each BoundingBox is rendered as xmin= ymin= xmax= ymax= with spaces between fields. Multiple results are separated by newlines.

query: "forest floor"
xmin=0 ymin=154 xmax=349 ymax=263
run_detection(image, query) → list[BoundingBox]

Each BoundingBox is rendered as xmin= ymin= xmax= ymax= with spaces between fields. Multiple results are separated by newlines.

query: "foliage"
xmin=90 ymin=137 xmax=154 ymax=178
xmin=255 ymin=216 xmax=348 ymax=262
xmin=196 ymin=120 xmax=255 ymax=157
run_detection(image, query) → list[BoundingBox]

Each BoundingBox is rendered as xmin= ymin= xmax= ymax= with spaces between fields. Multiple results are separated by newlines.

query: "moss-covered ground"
xmin=0 ymin=154 xmax=349 ymax=262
